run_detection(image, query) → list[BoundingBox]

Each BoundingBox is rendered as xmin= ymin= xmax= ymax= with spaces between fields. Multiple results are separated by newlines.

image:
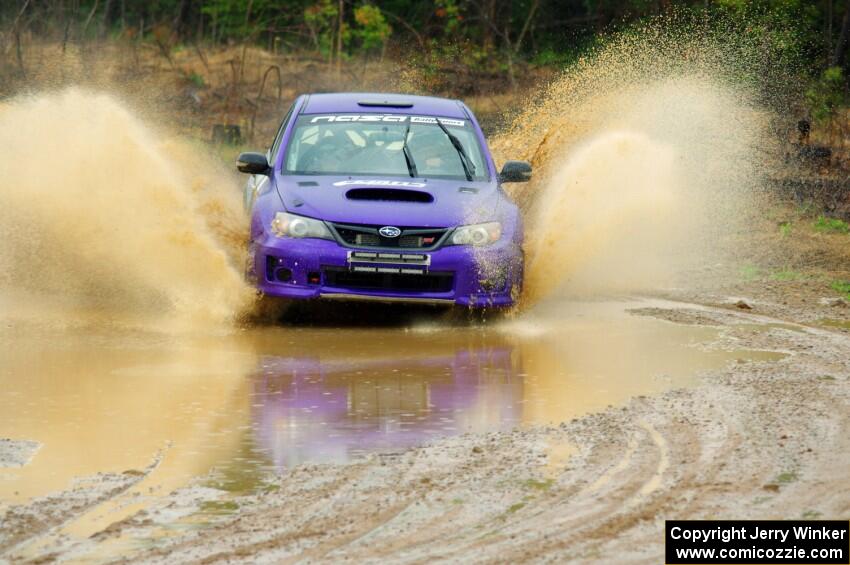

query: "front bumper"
xmin=249 ymin=234 xmax=522 ymax=308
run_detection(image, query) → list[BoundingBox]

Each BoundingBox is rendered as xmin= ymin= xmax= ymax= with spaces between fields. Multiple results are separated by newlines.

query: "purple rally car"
xmin=237 ymin=93 xmax=530 ymax=308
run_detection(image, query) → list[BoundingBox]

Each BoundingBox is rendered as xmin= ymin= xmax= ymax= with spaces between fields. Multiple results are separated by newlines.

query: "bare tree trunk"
xmin=828 ymin=0 xmax=834 ymax=60
xmin=99 ymin=0 xmax=113 ymax=40
xmin=382 ymin=9 xmax=426 ymax=51
xmin=172 ymin=0 xmax=187 ymax=32
xmin=481 ymin=0 xmax=497 ymax=52
xmin=512 ymin=0 xmax=539 ymax=53
xmin=8 ymin=0 xmax=32 ymax=35
xmin=196 ymin=7 xmax=203 ymax=43
xmin=194 ymin=41 xmax=210 ymax=73
xmin=56 ymin=0 xmax=65 ymax=42
xmin=505 ymin=26 xmax=515 ymax=90
xmin=15 ymin=28 xmax=25 ymax=76
xmin=8 ymin=0 xmax=32 ymax=75
xmin=335 ymin=0 xmax=343 ymax=76
xmin=239 ymin=0 xmax=255 ymax=84
xmin=831 ymin=0 xmax=850 ymax=68
xmin=81 ymin=0 xmax=99 ymax=39
xmin=62 ymin=18 xmax=71 ymax=52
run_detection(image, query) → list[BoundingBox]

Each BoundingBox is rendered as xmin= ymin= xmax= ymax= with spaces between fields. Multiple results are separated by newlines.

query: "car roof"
xmin=300 ymin=92 xmax=468 ymax=118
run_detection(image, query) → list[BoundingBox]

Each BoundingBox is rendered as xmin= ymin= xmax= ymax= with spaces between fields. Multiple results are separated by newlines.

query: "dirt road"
xmin=2 ymin=287 xmax=849 ymax=563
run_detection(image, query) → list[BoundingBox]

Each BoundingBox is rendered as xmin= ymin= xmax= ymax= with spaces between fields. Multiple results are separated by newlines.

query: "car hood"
xmin=274 ymin=175 xmax=503 ymax=227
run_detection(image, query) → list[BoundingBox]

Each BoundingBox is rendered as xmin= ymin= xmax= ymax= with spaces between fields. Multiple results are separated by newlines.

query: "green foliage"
xmin=770 ymin=268 xmax=803 ymax=281
xmin=199 ymin=499 xmax=240 ymax=513
xmin=352 ymin=5 xmax=392 ymax=53
xmin=187 ymin=72 xmax=206 ymax=88
xmin=522 ymin=478 xmax=555 ymax=491
xmin=201 ymin=0 xmax=277 ymax=38
xmin=302 ymin=2 xmax=391 ymax=57
xmin=831 ymin=280 xmax=850 ymax=298
xmin=531 ymin=48 xmax=585 ymax=68
xmin=739 ymin=264 xmax=762 ymax=281
xmin=434 ymin=0 xmax=464 ymax=37
xmin=813 ymin=215 xmax=850 ymax=234
xmin=806 ymin=67 xmax=847 ymax=123
xmin=711 ymin=0 xmax=819 ymax=50
xmin=7 ymin=0 xmax=850 ymax=99
xmin=304 ymin=0 xmax=340 ymax=56
xmin=818 ymin=318 xmax=850 ymax=329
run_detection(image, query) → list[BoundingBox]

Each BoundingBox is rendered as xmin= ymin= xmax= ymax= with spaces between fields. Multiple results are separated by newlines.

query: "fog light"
xmin=275 ymin=267 xmax=292 ymax=282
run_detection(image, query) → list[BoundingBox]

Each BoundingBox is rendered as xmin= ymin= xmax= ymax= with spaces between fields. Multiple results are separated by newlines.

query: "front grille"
xmin=323 ymin=267 xmax=454 ymax=293
xmin=355 ymin=233 xmax=381 ymax=246
xmin=399 ymin=236 xmax=425 ymax=247
xmin=331 ymin=222 xmax=448 ymax=249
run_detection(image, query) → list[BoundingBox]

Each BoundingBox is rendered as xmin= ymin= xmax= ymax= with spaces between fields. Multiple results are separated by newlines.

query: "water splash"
xmin=0 ymin=89 xmax=252 ymax=329
xmin=523 ymin=130 xmax=680 ymax=302
xmin=491 ymin=18 xmax=784 ymax=306
xmin=0 ymin=17 xmax=793 ymax=325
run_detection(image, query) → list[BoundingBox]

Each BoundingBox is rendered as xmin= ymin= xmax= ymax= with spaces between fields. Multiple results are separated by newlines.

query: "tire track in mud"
xmin=6 ymin=305 xmax=850 ymax=564
xmin=467 ymin=369 xmax=848 ymax=564
xmin=158 ymin=463 xmax=384 ymax=563
xmin=0 ymin=451 xmax=164 ymax=559
xmin=531 ymin=335 xmax=850 ymax=562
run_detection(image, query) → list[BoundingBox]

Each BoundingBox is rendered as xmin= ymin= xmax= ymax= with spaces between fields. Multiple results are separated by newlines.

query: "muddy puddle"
xmin=0 ymin=298 xmax=785 ymax=513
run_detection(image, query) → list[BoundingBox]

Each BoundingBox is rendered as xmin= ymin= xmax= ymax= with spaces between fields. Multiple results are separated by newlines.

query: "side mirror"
xmin=499 ymin=160 xmax=532 ymax=183
xmin=237 ymin=152 xmax=270 ymax=175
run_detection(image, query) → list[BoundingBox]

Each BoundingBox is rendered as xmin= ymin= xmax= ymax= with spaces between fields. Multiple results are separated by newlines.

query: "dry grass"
xmin=1 ymin=37 xmax=546 ymax=153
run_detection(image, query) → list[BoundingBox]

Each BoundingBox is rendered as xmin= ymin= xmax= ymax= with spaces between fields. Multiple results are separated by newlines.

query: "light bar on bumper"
xmin=351 ymin=266 xmax=429 ymax=274
xmin=347 ymin=251 xmax=430 ymax=273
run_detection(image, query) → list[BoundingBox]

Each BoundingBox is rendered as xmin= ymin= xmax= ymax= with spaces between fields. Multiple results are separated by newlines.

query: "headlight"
xmin=449 ymin=222 xmax=502 ymax=246
xmin=270 ymin=212 xmax=332 ymax=240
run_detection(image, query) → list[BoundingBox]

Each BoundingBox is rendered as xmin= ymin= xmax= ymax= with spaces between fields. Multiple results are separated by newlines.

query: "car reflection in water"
xmin=243 ymin=300 xmax=785 ymax=473
xmin=250 ymin=343 xmax=523 ymax=469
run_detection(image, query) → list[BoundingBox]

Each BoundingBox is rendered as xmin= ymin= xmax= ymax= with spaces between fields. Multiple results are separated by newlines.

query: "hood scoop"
xmin=345 ymin=188 xmax=434 ymax=203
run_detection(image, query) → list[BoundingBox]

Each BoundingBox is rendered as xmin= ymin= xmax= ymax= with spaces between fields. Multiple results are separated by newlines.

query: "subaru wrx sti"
xmin=238 ymin=93 xmax=530 ymax=308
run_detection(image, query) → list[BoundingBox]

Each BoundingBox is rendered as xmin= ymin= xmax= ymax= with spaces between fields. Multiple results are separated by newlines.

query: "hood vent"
xmin=345 ymin=188 xmax=434 ymax=203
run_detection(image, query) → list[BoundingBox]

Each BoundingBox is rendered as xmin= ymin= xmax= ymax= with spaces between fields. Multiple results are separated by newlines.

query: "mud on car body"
xmin=238 ymin=93 xmax=530 ymax=308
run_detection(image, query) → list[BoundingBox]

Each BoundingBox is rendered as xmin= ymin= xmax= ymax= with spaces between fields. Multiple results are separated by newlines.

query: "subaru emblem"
xmin=379 ymin=226 xmax=402 ymax=238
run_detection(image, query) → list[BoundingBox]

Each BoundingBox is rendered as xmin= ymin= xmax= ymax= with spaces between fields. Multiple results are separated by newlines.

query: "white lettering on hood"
xmin=333 ymin=179 xmax=427 ymax=188
xmin=310 ymin=115 xmax=465 ymax=127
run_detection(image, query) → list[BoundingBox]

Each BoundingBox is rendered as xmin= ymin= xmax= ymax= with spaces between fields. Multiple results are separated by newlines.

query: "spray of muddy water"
xmin=0 ymin=89 xmax=252 ymax=328
xmin=491 ymin=20 xmax=782 ymax=305
xmin=0 ymin=20 xmax=788 ymax=327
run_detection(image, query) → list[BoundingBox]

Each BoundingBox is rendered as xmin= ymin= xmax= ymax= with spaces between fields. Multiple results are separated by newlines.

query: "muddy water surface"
xmin=0 ymin=299 xmax=784 ymax=511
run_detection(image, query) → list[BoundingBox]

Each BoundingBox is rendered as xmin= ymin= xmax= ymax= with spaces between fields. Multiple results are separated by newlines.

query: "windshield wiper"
xmin=435 ymin=118 xmax=475 ymax=181
xmin=402 ymin=122 xmax=418 ymax=178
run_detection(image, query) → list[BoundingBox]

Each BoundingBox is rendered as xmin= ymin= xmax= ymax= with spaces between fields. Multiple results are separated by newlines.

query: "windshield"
xmin=283 ymin=114 xmax=489 ymax=181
